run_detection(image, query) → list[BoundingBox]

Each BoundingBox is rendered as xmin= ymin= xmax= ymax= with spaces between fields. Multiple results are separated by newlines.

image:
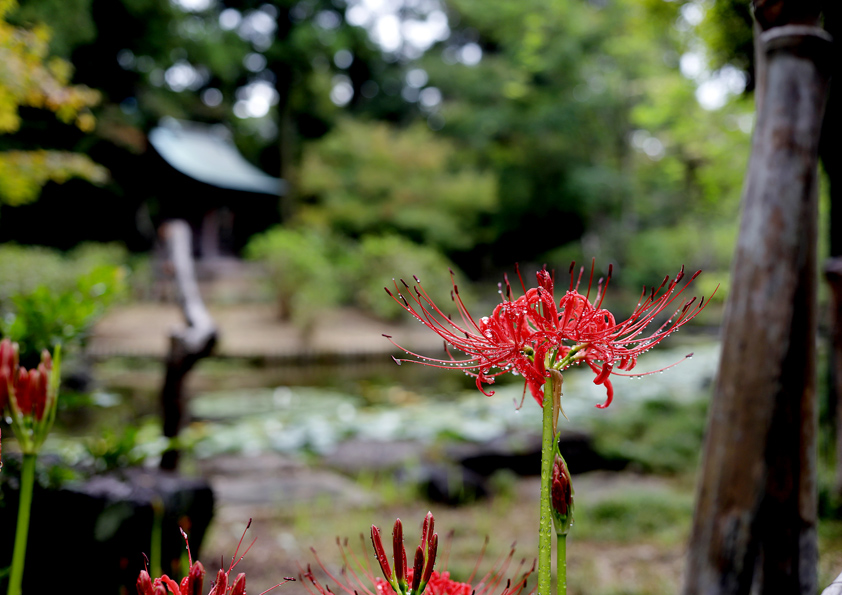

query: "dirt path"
xmin=88 ymin=302 xmax=443 ymax=359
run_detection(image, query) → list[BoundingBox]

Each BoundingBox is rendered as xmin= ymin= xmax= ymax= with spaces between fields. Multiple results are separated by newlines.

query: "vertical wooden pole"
xmin=682 ymin=21 xmax=831 ymax=595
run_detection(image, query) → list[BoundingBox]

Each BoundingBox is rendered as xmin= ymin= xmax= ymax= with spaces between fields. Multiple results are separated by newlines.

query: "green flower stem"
xmin=8 ymin=453 xmax=37 ymax=595
xmin=538 ymin=376 xmax=554 ymax=595
xmin=557 ymin=534 xmax=567 ymax=595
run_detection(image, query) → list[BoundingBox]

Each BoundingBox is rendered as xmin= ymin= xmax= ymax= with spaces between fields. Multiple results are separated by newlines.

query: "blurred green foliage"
xmin=245 ymin=226 xmax=468 ymax=325
xmin=3 ymin=0 xmax=760 ymax=296
xmin=84 ymin=425 xmax=146 ymax=472
xmin=351 ymin=234 xmax=469 ymax=321
xmin=244 ymin=226 xmax=344 ymax=329
xmin=0 ymin=0 xmax=106 ymax=206
xmin=574 ymin=485 xmax=694 ymax=544
xmin=0 ymin=243 xmax=127 ymax=363
xmin=299 ymin=119 xmax=497 ymax=253
xmin=589 ymin=397 xmax=709 ymax=474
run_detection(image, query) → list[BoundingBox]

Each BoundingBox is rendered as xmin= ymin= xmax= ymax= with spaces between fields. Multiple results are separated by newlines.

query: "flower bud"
xmin=371 ymin=524 xmax=394 ymax=584
xmin=551 ymin=452 xmax=574 ymax=536
xmin=4 ymin=343 xmax=60 ymax=454
xmin=229 ymin=572 xmax=247 ymax=595
xmin=0 ymin=338 xmax=18 ymax=410
xmin=208 ymin=568 xmax=228 ymax=595
xmin=136 ymin=569 xmax=154 ymax=595
xmin=180 ymin=561 xmax=205 ymax=595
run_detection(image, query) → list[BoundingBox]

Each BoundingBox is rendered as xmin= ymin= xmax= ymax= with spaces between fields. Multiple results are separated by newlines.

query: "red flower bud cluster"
xmin=385 ymin=261 xmax=715 ymax=409
xmin=370 ymin=512 xmax=438 ymax=595
xmin=302 ymin=512 xmax=534 ymax=595
xmin=137 ymin=522 xmax=294 ymax=595
xmin=137 ymin=559 xmax=206 ymax=595
xmin=1 ymin=338 xmax=59 ymax=454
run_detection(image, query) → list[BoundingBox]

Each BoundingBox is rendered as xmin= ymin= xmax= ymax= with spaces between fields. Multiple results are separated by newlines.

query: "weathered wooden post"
xmin=159 ymin=219 xmax=217 ymax=471
xmin=682 ymin=2 xmax=831 ymax=593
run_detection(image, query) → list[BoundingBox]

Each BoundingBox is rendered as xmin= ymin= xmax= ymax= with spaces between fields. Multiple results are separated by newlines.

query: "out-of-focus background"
xmin=0 ymin=0 xmax=837 ymax=593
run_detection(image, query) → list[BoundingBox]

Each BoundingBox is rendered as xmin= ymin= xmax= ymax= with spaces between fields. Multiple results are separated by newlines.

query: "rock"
xmin=0 ymin=464 xmax=213 ymax=592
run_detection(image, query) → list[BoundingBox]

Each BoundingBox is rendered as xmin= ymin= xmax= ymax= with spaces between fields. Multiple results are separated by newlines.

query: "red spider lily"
xmin=301 ymin=513 xmax=534 ymax=595
xmin=384 ymin=261 xmax=715 ymax=408
xmin=137 ymin=521 xmax=294 ymax=595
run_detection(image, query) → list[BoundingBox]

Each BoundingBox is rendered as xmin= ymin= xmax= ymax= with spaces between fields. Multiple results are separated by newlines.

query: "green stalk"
xmin=556 ymin=534 xmax=567 ymax=595
xmin=537 ymin=376 xmax=554 ymax=595
xmin=8 ymin=453 xmax=36 ymax=595
xmin=151 ymin=497 xmax=164 ymax=579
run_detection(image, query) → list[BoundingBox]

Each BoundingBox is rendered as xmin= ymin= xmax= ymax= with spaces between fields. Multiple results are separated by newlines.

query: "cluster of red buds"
xmin=301 ymin=512 xmax=534 ymax=595
xmin=137 ymin=522 xmax=294 ymax=595
xmin=370 ymin=512 xmax=439 ymax=595
xmin=0 ymin=338 xmax=60 ymax=455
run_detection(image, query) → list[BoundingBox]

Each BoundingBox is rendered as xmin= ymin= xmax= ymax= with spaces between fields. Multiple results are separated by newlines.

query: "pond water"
xmin=50 ymin=335 xmax=720 ymax=466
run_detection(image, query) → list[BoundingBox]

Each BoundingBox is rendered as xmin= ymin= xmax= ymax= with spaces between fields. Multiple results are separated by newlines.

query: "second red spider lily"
xmin=384 ymin=261 xmax=715 ymax=409
xmin=301 ymin=512 xmax=534 ymax=595
xmin=137 ymin=521 xmax=294 ymax=595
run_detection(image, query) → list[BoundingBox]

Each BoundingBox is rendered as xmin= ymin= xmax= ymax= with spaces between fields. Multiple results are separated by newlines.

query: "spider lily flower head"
xmin=137 ymin=521 xmax=294 ymax=595
xmin=369 ymin=512 xmax=438 ymax=595
xmin=385 ymin=261 xmax=715 ymax=409
xmin=551 ymin=450 xmax=574 ymax=536
xmin=0 ymin=339 xmax=61 ymax=455
xmin=302 ymin=512 xmax=534 ymax=595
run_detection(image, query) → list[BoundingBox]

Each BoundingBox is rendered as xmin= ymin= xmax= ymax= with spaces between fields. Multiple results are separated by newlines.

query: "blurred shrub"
xmin=622 ymin=222 xmax=736 ymax=294
xmin=0 ymin=242 xmax=127 ymax=300
xmin=0 ymin=243 xmax=127 ymax=363
xmin=245 ymin=227 xmax=345 ymax=329
xmin=84 ymin=426 xmax=147 ymax=473
xmin=590 ymin=398 xmax=709 ymax=474
xmin=351 ymin=234 xmax=469 ymax=321
xmin=574 ymin=486 xmax=693 ymax=543
xmin=246 ymin=228 xmax=470 ymax=324
xmin=298 ymin=118 xmax=498 ymax=254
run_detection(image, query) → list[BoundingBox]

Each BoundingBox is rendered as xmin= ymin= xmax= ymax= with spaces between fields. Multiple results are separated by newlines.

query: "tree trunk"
xmin=159 ymin=219 xmax=217 ymax=471
xmin=682 ymin=19 xmax=831 ymax=595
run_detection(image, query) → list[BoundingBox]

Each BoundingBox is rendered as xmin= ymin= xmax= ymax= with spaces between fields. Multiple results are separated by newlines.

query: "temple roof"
xmin=149 ymin=118 xmax=286 ymax=195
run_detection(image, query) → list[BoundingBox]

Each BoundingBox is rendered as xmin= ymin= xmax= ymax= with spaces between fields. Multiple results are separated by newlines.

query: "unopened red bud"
xmin=208 ymin=568 xmax=228 ymax=595
xmin=371 ymin=525 xmax=393 ymax=582
xmin=0 ymin=339 xmax=17 ymax=410
xmin=40 ymin=349 xmax=52 ymax=370
xmin=410 ymin=546 xmax=424 ymax=593
xmin=229 ymin=572 xmax=247 ymax=595
xmin=393 ymin=518 xmax=407 ymax=588
xmin=137 ymin=570 xmax=154 ymax=595
xmin=422 ymin=533 xmax=437 ymax=587
xmin=421 ymin=511 xmax=433 ymax=551
xmin=551 ymin=453 xmax=574 ymax=536
xmin=180 ymin=561 xmax=205 ymax=595
xmin=33 ymin=364 xmax=48 ymax=421
xmin=15 ymin=368 xmax=32 ymax=415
